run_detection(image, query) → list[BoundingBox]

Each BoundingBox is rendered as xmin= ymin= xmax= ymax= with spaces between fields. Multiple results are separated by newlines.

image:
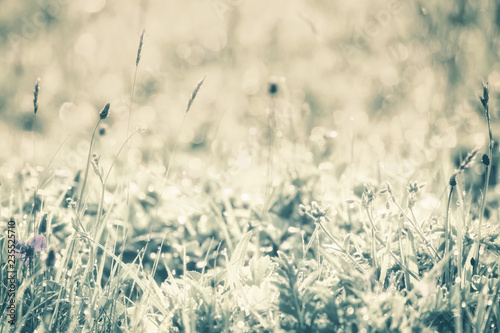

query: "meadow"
xmin=0 ymin=0 xmax=499 ymax=332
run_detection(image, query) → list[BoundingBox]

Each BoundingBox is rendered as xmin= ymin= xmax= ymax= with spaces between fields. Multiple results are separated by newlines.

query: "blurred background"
xmin=1 ymin=0 xmax=500 ymax=164
xmin=2 ymin=0 xmax=500 ymax=256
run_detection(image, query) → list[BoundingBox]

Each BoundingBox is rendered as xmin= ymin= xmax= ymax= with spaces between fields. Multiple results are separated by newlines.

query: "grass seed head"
xmin=100 ymin=103 xmax=110 ymax=120
xmin=456 ymin=146 xmax=479 ymax=173
xmin=136 ymin=29 xmax=145 ymax=67
xmin=33 ymin=78 xmax=40 ymax=114
xmin=185 ymin=74 xmax=206 ymax=113
xmin=480 ymin=80 xmax=489 ymax=110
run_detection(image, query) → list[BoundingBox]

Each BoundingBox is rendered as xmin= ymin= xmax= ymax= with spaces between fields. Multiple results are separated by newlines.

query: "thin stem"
xmin=123 ymin=58 xmax=140 ymax=214
xmin=97 ymin=129 xmax=141 ymax=229
xmin=84 ymin=130 xmax=142 ymax=294
xmin=475 ymin=101 xmax=493 ymax=275
xmin=305 ymin=225 xmax=319 ymax=254
xmin=33 ymin=113 xmax=37 ymax=240
xmin=126 ymin=66 xmax=139 ymax=140
xmin=398 ymin=214 xmax=407 ymax=285
xmin=263 ymin=99 xmax=277 ymax=215
xmin=164 ymin=113 xmax=187 ymax=184
xmin=284 ymin=87 xmax=297 ymax=173
xmin=33 ymin=115 xmax=36 ymax=167
xmin=476 ymin=158 xmax=491 ymax=275
xmin=444 ymin=185 xmax=454 ymax=286
xmin=77 ymin=119 xmax=102 ymax=214
xmin=38 ymin=135 xmax=71 ymax=189
xmin=122 ymin=30 xmax=145 ymax=255
xmin=369 ymin=208 xmax=378 ymax=268
xmin=455 ymin=182 xmax=466 ymax=288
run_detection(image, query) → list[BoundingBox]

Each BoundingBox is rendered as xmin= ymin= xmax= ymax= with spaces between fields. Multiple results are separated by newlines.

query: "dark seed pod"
xmin=268 ymin=82 xmax=278 ymax=95
xmin=99 ymin=124 xmax=108 ymax=136
xmin=449 ymin=174 xmax=457 ymax=187
xmin=482 ymin=154 xmax=490 ymax=166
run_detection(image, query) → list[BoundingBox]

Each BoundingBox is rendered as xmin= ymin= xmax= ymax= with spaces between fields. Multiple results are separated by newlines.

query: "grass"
xmin=1 ymin=3 xmax=500 ymax=333
xmin=1 ymin=76 xmax=498 ymax=331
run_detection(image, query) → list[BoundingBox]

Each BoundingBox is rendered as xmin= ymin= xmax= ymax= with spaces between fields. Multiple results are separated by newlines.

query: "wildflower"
xmin=407 ymin=181 xmax=425 ymax=208
xmin=310 ymin=201 xmax=330 ymax=220
xmin=407 ymin=180 xmax=424 ymax=194
xmin=14 ymin=235 xmax=47 ymax=266
xmin=300 ymin=201 xmax=331 ymax=222
xmin=361 ymin=184 xmax=375 ymax=207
